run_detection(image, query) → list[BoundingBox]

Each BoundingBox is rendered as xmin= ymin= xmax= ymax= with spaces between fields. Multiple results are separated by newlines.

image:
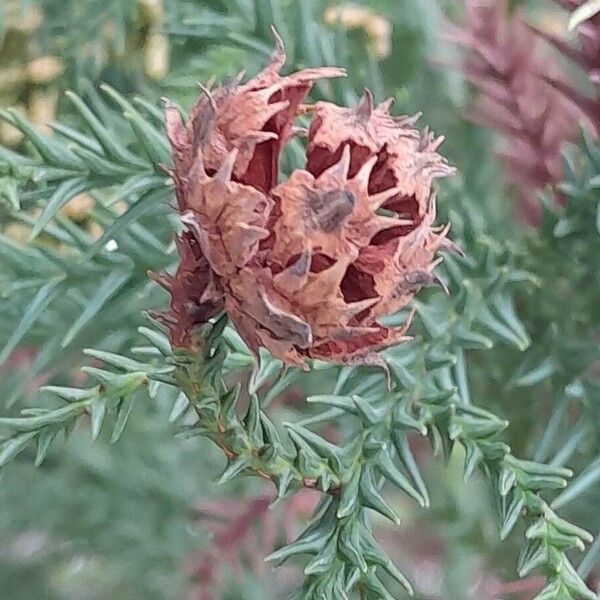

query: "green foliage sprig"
xmin=0 ymin=3 xmax=598 ymax=596
xmin=0 ymin=85 xmax=174 ymax=406
xmin=0 ymin=302 xmax=594 ymax=598
xmin=1 ymin=148 xmax=596 ymax=597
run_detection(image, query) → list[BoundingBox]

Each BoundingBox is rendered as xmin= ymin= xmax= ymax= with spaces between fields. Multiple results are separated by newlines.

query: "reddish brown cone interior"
xmin=163 ymin=35 xmax=455 ymax=366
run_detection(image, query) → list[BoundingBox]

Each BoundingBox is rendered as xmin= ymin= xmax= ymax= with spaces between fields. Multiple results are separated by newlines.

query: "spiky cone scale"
xmin=163 ymin=31 xmax=456 ymax=368
xmin=151 ymin=232 xmax=224 ymax=348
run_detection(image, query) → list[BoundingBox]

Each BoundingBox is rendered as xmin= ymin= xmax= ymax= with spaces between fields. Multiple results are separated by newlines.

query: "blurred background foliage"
xmin=0 ymin=0 xmax=598 ymax=598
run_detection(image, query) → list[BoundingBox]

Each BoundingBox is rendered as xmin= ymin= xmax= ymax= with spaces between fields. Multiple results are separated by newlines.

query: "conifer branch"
xmin=1 ymin=13 xmax=598 ymax=597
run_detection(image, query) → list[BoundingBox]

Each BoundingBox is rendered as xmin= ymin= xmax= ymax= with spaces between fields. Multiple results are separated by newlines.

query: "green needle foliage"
xmin=0 ymin=299 xmax=594 ymax=598
xmin=0 ymin=91 xmax=596 ymax=595
xmin=0 ymin=85 xmax=173 ymax=402
xmin=0 ymin=1 xmax=598 ymax=599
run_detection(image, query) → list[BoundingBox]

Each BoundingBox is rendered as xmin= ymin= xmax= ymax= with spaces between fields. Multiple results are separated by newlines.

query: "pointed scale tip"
xmin=270 ymin=25 xmax=285 ymax=52
xmin=320 ymin=143 xmax=352 ymax=182
xmin=147 ymin=270 xmax=173 ymax=292
xmin=338 ymin=144 xmax=352 ymax=180
xmin=189 ymin=146 xmax=208 ymax=181
xmin=161 ymin=96 xmax=176 ymax=109
xmin=269 ymin=26 xmax=287 ymax=70
xmin=378 ymin=97 xmax=395 ymax=113
xmin=197 ymin=82 xmax=216 ymax=112
xmin=274 ymin=251 xmax=311 ymax=293
xmin=395 ymin=112 xmax=422 ymax=127
xmin=354 ymin=154 xmax=379 ymax=188
xmin=222 ymin=70 xmax=246 ymax=94
xmin=215 ymin=148 xmax=239 ymax=184
xmin=368 ymin=186 xmax=405 ymax=211
xmin=245 ymin=131 xmax=279 ymax=144
xmin=432 ymin=274 xmax=450 ymax=295
xmin=356 ymin=88 xmax=374 ymax=118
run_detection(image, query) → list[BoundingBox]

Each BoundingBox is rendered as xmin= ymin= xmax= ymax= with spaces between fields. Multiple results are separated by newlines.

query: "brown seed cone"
xmin=163 ymin=31 xmax=456 ymax=367
xmin=165 ymin=29 xmax=346 ymax=195
xmin=150 ymin=232 xmax=223 ymax=348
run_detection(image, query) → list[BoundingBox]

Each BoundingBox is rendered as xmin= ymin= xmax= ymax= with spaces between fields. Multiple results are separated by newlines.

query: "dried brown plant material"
xmin=0 ymin=67 xmax=28 ymax=89
xmin=144 ymin=33 xmax=169 ymax=80
xmin=27 ymin=89 xmax=59 ymax=135
xmin=0 ymin=104 xmax=27 ymax=146
xmin=26 ymin=56 xmax=64 ymax=84
xmin=189 ymin=491 xmax=318 ymax=600
xmin=138 ymin=0 xmax=165 ymax=26
xmin=3 ymin=1 xmax=42 ymax=33
xmin=3 ymin=223 xmax=31 ymax=245
xmin=59 ymin=194 xmax=95 ymax=223
xmin=530 ymin=0 xmax=600 ymax=135
xmin=324 ymin=5 xmax=392 ymax=58
xmin=162 ymin=31 xmax=455 ymax=367
xmin=445 ymin=0 xmax=579 ymax=225
xmin=138 ymin=0 xmax=169 ymax=80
